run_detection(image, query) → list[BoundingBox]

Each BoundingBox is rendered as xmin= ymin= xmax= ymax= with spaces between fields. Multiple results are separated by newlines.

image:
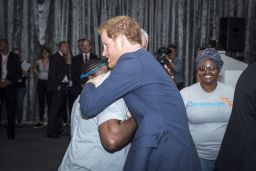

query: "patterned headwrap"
xmin=195 ymin=48 xmax=223 ymax=70
xmin=80 ymin=59 xmax=108 ymax=80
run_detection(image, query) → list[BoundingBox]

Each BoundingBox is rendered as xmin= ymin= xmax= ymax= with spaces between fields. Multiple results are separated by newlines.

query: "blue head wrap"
xmin=195 ymin=48 xmax=223 ymax=70
xmin=80 ymin=59 xmax=108 ymax=80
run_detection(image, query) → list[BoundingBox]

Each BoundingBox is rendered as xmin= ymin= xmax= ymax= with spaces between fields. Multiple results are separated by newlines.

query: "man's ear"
xmin=116 ymin=35 xmax=125 ymax=48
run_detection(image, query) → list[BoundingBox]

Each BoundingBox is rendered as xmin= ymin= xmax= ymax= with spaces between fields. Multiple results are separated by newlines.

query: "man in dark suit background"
xmin=0 ymin=38 xmax=22 ymax=140
xmin=46 ymin=41 xmax=70 ymax=138
xmin=70 ymin=38 xmax=98 ymax=111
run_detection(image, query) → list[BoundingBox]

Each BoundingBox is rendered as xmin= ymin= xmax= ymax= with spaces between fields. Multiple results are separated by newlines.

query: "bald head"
xmin=140 ymin=29 xmax=148 ymax=49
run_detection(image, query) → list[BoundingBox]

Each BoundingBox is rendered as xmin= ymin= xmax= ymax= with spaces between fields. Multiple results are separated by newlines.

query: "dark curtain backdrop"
xmin=0 ymin=0 xmax=255 ymax=122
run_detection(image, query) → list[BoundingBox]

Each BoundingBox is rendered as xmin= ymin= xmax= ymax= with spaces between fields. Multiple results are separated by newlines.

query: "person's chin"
xmin=108 ymin=63 xmax=114 ymax=69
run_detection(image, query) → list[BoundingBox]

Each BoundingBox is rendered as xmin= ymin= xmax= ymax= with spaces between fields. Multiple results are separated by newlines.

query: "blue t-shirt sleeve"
xmin=174 ymin=57 xmax=183 ymax=72
xmin=80 ymin=54 xmax=141 ymax=118
xmin=96 ymin=98 xmax=128 ymax=126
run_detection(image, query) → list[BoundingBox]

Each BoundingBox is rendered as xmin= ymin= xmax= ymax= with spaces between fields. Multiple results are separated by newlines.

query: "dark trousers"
xmin=37 ymin=79 xmax=51 ymax=122
xmin=47 ymin=84 xmax=67 ymax=136
xmin=60 ymin=87 xmax=72 ymax=124
xmin=16 ymin=86 xmax=26 ymax=124
xmin=0 ymin=86 xmax=16 ymax=138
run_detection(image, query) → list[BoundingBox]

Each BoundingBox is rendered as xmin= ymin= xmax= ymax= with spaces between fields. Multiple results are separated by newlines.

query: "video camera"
xmin=156 ymin=47 xmax=175 ymax=80
xmin=157 ymin=47 xmax=171 ymax=66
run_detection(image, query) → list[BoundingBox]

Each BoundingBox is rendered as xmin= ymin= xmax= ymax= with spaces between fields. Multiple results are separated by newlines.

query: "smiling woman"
xmin=180 ymin=48 xmax=235 ymax=171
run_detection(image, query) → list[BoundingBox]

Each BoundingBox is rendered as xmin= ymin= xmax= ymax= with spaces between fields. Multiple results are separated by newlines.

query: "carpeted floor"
xmin=0 ymin=124 xmax=70 ymax=171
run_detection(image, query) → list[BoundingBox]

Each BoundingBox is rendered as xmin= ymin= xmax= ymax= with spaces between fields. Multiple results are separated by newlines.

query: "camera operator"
xmin=156 ymin=47 xmax=175 ymax=80
xmin=167 ymin=44 xmax=184 ymax=90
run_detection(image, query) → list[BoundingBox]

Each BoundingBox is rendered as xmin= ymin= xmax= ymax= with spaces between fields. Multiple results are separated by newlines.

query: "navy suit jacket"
xmin=71 ymin=53 xmax=98 ymax=97
xmin=215 ymin=62 xmax=256 ymax=171
xmin=80 ymin=49 xmax=201 ymax=171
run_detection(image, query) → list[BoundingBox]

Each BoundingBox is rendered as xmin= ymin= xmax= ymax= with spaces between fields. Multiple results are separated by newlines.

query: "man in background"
xmin=70 ymin=38 xmax=98 ymax=112
xmin=0 ymin=39 xmax=22 ymax=140
xmin=46 ymin=41 xmax=70 ymax=138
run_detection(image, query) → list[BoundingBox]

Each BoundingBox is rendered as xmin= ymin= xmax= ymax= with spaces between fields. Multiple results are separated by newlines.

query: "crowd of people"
xmin=0 ymin=15 xmax=255 ymax=171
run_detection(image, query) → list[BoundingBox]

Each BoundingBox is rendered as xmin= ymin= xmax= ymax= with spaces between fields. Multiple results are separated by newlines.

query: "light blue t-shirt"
xmin=172 ymin=56 xmax=184 ymax=84
xmin=180 ymin=82 xmax=234 ymax=160
xmin=59 ymin=72 xmax=130 ymax=171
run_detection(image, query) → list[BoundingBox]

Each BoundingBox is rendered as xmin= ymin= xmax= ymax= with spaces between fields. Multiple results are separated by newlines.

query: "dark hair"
xmin=0 ymin=38 xmax=9 ymax=50
xmin=197 ymin=47 xmax=206 ymax=51
xmin=77 ymin=38 xmax=91 ymax=46
xmin=12 ymin=48 xmax=20 ymax=54
xmin=0 ymin=38 xmax=8 ymax=44
xmin=58 ymin=41 xmax=68 ymax=49
xmin=167 ymin=44 xmax=177 ymax=50
xmin=40 ymin=46 xmax=51 ymax=58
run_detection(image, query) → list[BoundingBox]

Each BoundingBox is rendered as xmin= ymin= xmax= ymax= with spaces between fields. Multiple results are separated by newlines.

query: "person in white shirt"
xmin=59 ymin=59 xmax=137 ymax=171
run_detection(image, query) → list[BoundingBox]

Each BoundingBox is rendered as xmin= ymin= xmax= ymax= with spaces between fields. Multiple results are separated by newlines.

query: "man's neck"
xmin=120 ymin=43 xmax=142 ymax=57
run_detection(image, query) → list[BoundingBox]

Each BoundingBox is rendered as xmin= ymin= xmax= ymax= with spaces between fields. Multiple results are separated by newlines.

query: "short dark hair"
xmin=41 ymin=46 xmax=51 ymax=54
xmin=168 ymin=44 xmax=177 ymax=50
xmin=77 ymin=38 xmax=91 ymax=46
xmin=0 ymin=38 xmax=9 ymax=49
xmin=58 ymin=41 xmax=68 ymax=49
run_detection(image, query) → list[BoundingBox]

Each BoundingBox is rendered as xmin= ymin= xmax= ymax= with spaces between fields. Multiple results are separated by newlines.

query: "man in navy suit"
xmin=0 ymin=39 xmax=22 ymax=140
xmin=70 ymin=38 xmax=98 ymax=112
xmin=79 ymin=16 xmax=201 ymax=171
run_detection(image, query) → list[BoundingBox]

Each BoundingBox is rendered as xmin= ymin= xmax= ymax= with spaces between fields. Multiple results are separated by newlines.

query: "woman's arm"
xmin=32 ymin=62 xmax=39 ymax=77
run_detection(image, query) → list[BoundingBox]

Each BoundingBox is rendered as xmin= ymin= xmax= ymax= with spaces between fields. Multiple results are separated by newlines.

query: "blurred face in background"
xmin=167 ymin=48 xmax=177 ymax=60
xmin=60 ymin=43 xmax=70 ymax=56
xmin=13 ymin=49 xmax=20 ymax=55
xmin=42 ymin=49 xmax=50 ymax=58
xmin=0 ymin=40 xmax=9 ymax=54
xmin=78 ymin=40 xmax=91 ymax=54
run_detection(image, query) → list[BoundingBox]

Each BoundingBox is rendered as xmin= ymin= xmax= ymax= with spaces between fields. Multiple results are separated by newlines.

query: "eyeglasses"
xmin=198 ymin=66 xmax=218 ymax=72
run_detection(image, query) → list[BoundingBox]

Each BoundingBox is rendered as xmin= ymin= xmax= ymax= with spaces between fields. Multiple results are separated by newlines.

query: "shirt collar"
xmin=82 ymin=53 xmax=90 ymax=57
xmin=58 ymin=51 xmax=63 ymax=56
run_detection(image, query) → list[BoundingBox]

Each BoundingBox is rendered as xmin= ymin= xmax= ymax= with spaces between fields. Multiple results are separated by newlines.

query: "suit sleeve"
xmin=71 ymin=57 xmax=81 ymax=87
xmin=10 ymin=54 xmax=22 ymax=84
xmin=80 ymin=55 xmax=141 ymax=118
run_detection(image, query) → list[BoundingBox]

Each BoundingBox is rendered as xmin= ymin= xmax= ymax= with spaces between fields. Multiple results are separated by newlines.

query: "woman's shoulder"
xmin=217 ymin=81 xmax=235 ymax=91
xmin=181 ymin=82 xmax=200 ymax=93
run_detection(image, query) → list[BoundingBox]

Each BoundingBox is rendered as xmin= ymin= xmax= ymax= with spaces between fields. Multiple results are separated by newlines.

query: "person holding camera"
xmin=156 ymin=46 xmax=175 ymax=80
xmin=167 ymin=44 xmax=184 ymax=90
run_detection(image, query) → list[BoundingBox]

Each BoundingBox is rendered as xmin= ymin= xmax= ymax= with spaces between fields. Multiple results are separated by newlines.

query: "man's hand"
xmin=0 ymin=80 xmax=11 ymax=88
